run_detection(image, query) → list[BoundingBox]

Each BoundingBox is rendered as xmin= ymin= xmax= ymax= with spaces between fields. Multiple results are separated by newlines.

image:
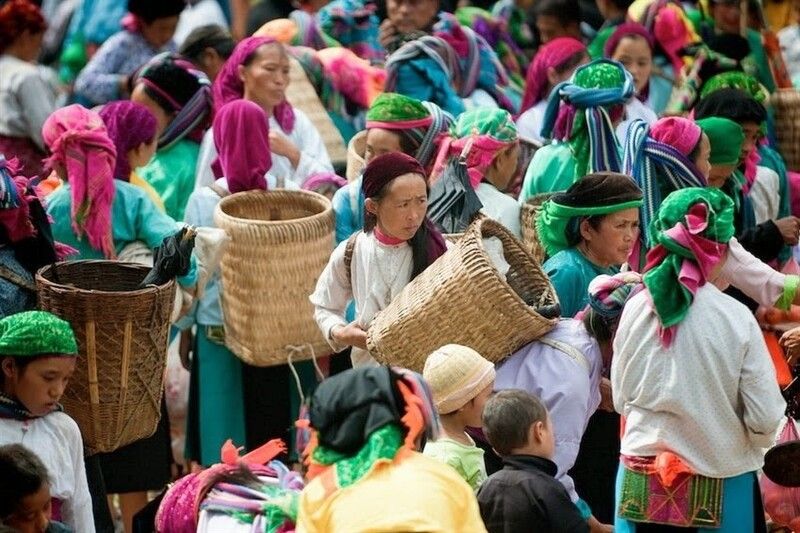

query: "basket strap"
xmin=343 ymin=232 xmax=359 ymax=287
xmin=538 ymin=336 xmax=591 ymax=373
xmin=0 ymin=264 xmax=36 ymax=291
xmin=209 ymin=183 xmax=229 ymax=198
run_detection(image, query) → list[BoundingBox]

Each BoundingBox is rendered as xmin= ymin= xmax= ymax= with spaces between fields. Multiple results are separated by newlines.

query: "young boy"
xmin=422 ymin=344 xmax=495 ymax=491
xmin=477 ymin=389 xmax=589 ymax=533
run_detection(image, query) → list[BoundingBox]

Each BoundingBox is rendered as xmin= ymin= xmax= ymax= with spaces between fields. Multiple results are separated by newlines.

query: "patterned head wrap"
xmin=317 ymin=0 xmax=384 ymax=63
xmin=536 ymin=172 xmax=643 ymax=257
xmin=643 ymin=187 xmax=734 ymax=345
xmin=699 ymin=71 xmax=768 ymax=104
xmin=98 ymin=101 xmax=158 ymax=181
xmin=630 ymin=0 xmax=700 ymax=74
xmin=134 ymin=53 xmax=214 ymax=150
xmin=696 ymin=117 xmax=744 ymax=166
xmin=588 ymin=272 xmax=644 ymax=319
xmin=212 ymin=100 xmax=272 ymax=194
xmin=213 ymin=37 xmax=296 ymax=134
xmin=542 ymin=59 xmax=635 ymax=178
xmin=520 ymin=37 xmax=586 ymax=114
xmin=305 ymin=366 xmax=439 ymax=493
xmin=431 ymin=108 xmax=518 ymax=189
xmin=623 ymin=118 xmax=707 ymax=253
xmin=42 ymin=104 xmax=117 ymax=259
xmin=455 ymin=6 xmax=528 ymax=84
xmin=0 ymin=311 xmax=78 ymax=357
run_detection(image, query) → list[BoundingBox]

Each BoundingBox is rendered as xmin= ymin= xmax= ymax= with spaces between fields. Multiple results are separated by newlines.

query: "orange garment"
xmin=764 ymin=330 xmax=793 ymax=388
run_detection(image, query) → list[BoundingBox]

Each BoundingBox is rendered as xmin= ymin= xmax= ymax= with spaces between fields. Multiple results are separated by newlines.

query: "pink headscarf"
xmin=98 ymin=101 xmax=158 ymax=182
xmin=42 ymin=105 xmax=117 ymax=259
xmin=649 ymin=117 xmax=702 ymax=157
xmin=302 ymin=172 xmax=347 ymax=192
xmin=212 ymin=36 xmax=295 ymax=134
xmin=604 ymin=22 xmax=655 ymax=58
xmin=519 ymin=37 xmax=586 ymax=115
xmin=212 ymin=100 xmax=272 ymax=194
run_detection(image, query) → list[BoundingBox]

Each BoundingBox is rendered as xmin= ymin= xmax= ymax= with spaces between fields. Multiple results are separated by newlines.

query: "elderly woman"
xmin=537 ymin=172 xmax=643 ymax=318
xmin=518 ymin=59 xmax=636 ymax=202
xmin=612 ymin=187 xmax=785 ymax=532
xmin=195 ymin=36 xmax=333 ymax=192
xmin=0 ymin=0 xmax=59 ymax=178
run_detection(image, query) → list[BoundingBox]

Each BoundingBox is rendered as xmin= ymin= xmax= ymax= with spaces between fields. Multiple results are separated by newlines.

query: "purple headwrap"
xmin=212 ymin=36 xmax=295 ymax=134
xmin=98 ymin=101 xmax=158 ymax=181
xmin=212 ymin=100 xmax=272 ymax=194
xmin=302 ymin=172 xmax=347 ymax=192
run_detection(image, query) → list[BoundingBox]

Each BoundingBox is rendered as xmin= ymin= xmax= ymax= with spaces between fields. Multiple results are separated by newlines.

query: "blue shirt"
xmin=331 ymin=176 xmax=365 ymax=245
xmin=543 ymin=247 xmax=617 ymax=318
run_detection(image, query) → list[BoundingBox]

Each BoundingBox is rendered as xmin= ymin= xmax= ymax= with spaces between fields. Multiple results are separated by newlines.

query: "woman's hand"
xmin=379 ymin=19 xmax=398 ymax=49
xmin=599 ymin=378 xmax=614 ymax=412
xmin=268 ymin=131 xmax=301 ymax=169
xmin=332 ymin=322 xmax=368 ymax=350
xmin=781 ymin=326 xmax=800 ymax=365
xmin=774 ymin=216 xmax=800 ymax=246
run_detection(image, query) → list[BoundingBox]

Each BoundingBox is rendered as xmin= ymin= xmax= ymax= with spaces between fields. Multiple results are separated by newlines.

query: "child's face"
xmin=5 ymin=482 xmax=51 ymax=533
xmin=464 ymin=381 xmax=495 ymax=428
xmin=1 ymin=357 xmax=76 ymax=416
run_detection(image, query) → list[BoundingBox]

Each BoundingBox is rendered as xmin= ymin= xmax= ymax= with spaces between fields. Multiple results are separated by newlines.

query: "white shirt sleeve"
xmin=62 ymin=418 xmax=96 ymax=532
xmin=718 ymin=237 xmax=788 ymax=308
xmin=309 ymin=239 xmax=352 ymax=352
xmin=288 ymin=109 xmax=334 ymax=185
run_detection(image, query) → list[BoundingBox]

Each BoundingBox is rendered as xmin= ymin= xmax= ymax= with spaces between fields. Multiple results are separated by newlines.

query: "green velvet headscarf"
xmin=366 ymin=92 xmax=431 ymax=124
xmin=699 ymin=71 xmax=768 ymax=104
xmin=696 ymin=117 xmax=744 ymax=166
xmin=0 ymin=311 xmax=78 ymax=357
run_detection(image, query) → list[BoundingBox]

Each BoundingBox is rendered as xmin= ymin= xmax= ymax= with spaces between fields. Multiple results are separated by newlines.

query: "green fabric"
xmin=696 ymin=117 xmax=743 ymax=166
xmin=699 ymin=71 xmax=768 ymax=104
xmin=366 ymin=92 xmax=430 ymax=123
xmin=423 ymin=437 xmax=486 ymax=491
xmin=746 ymin=29 xmax=777 ymax=94
xmin=544 ymin=247 xmax=618 ymax=317
xmin=536 ymin=197 xmax=643 ymax=257
xmin=776 ymin=275 xmax=800 ymax=311
xmin=518 ymin=142 xmax=577 ymax=202
xmin=569 ymin=61 xmax=627 ymax=178
xmin=450 ymin=108 xmax=518 ymax=142
xmin=138 ymin=139 xmax=201 ymax=222
xmin=587 ymin=25 xmax=618 ymax=59
xmin=312 ymin=423 xmax=403 ymax=489
xmin=643 ymin=188 xmax=735 ymax=330
xmin=0 ymin=311 xmax=78 ymax=357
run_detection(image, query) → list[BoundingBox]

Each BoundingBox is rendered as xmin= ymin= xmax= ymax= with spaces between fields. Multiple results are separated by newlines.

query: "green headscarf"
xmin=699 ymin=71 xmax=768 ymax=104
xmin=536 ymin=172 xmax=643 ymax=257
xmin=643 ymin=188 xmax=734 ymax=343
xmin=0 ymin=311 xmax=78 ymax=357
xmin=366 ymin=93 xmax=431 ymax=124
xmin=449 ymin=107 xmax=518 ymax=142
xmin=696 ymin=117 xmax=744 ymax=166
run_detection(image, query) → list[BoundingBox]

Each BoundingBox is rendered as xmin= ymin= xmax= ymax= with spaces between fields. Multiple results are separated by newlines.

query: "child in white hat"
xmin=422 ymin=344 xmax=496 ymax=491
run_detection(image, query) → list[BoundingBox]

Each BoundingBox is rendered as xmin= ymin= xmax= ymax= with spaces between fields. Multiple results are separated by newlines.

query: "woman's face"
xmin=3 ymin=482 xmax=51 ymax=533
xmin=239 ymin=44 xmax=291 ymax=112
xmin=140 ymin=16 xmax=179 ymax=49
xmin=1 ymin=356 xmax=76 ymax=417
xmin=612 ymin=35 xmax=653 ymax=95
xmin=386 ymin=0 xmax=440 ymax=34
xmin=694 ymin=133 xmax=712 ymax=180
xmin=581 ymin=208 xmax=640 ymax=266
xmin=130 ymin=84 xmax=171 ymax=135
xmin=487 ymin=142 xmax=521 ymax=192
xmin=711 ymin=1 xmax=742 ymax=34
xmin=740 ymin=121 xmax=761 ymax=163
xmin=127 ymin=137 xmax=158 ymax=172
xmin=366 ymin=173 xmax=429 ymax=241
xmin=364 ymin=128 xmax=404 ymax=163
xmin=708 ymin=163 xmax=737 ymax=188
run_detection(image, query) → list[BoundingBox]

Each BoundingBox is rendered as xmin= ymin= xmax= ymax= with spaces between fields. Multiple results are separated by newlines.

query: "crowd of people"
xmin=3 ymin=0 xmax=800 ymax=531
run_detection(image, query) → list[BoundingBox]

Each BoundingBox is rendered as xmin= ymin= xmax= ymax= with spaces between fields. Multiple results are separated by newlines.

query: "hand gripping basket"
xmin=36 ymin=260 xmax=175 ymax=454
xmin=771 ymin=89 xmax=800 ymax=172
xmin=214 ymin=190 xmax=335 ymax=366
xmin=366 ymin=218 xmax=560 ymax=372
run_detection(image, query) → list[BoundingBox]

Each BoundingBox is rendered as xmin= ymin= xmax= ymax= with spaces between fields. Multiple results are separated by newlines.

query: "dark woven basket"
xmin=36 ymin=261 xmax=175 ymax=454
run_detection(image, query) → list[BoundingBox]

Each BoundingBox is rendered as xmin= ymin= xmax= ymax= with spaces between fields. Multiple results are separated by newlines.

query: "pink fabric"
xmin=50 ymin=498 xmax=62 ymax=522
xmin=789 ymin=171 xmax=800 ymax=217
xmin=213 ymin=36 xmax=295 ymax=134
xmin=121 ymin=13 xmax=141 ymax=33
xmin=98 ymin=101 xmax=158 ymax=181
xmin=653 ymin=5 xmax=693 ymax=74
xmin=42 ymin=105 xmax=117 ymax=259
xmin=742 ymin=143 xmax=762 ymax=194
xmin=649 ymin=117 xmax=702 ymax=157
xmin=432 ymin=135 xmax=514 ymax=189
xmin=0 ymin=157 xmax=35 ymax=242
xmin=374 ymin=225 xmax=405 ymax=245
xmin=520 ymin=37 xmax=586 ymax=114
xmin=302 ymin=172 xmax=347 ymax=191
xmin=212 ymin=100 xmax=272 ymax=194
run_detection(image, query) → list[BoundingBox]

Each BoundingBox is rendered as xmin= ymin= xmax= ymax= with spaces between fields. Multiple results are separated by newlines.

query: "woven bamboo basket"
xmin=287 ymin=57 xmax=347 ymax=166
xmin=346 ymin=130 xmax=367 ymax=182
xmin=36 ymin=261 xmax=175 ymax=454
xmin=520 ymin=193 xmax=555 ymax=264
xmin=214 ymin=190 xmax=335 ymax=366
xmin=366 ymin=218 xmax=559 ymax=371
xmin=771 ymin=89 xmax=800 ymax=172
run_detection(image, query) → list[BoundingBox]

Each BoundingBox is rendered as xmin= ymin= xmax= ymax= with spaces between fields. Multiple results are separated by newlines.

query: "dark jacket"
xmin=477 ymin=454 xmax=589 ymax=533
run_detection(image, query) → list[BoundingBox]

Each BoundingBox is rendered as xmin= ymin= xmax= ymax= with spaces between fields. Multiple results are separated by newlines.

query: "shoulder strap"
xmin=0 ymin=264 xmax=36 ymax=292
xmin=209 ymin=182 xmax=229 ymax=198
xmin=343 ymin=232 xmax=360 ymax=286
xmin=538 ymin=336 xmax=591 ymax=373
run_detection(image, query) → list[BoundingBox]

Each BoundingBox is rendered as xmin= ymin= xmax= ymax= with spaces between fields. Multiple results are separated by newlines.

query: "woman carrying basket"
xmin=311 ymin=151 xmax=447 ymax=367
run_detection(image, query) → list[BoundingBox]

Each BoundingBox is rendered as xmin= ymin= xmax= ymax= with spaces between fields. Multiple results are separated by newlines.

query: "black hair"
xmin=693 ymin=88 xmax=767 ymax=124
xmin=241 ymin=40 xmax=286 ymax=68
xmin=0 ymin=355 xmax=51 ymax=388
xmin=178 ymin=24 xmax=235 ymax=63
xmin=363 ymin=173 xmax=432 ymax=280
xmin=0 ymin=444 xmax=49 ymax=519
xmin=139 ymin=61 xmax=202 ymax=114
xmin=483 ymin=389 xmax=549 ymax=456
xmin=583 ymin=308 xmax=615 ymax=343
xmin=565 ymin=215 xmax=606 ymax=247
xmin=555 ymin=49 xmax=589 ymax=75
xmin=127 ymin=0 xmax=185 ymax=23
xmin=606 ymin=0 xmax=635 ymax=11
xmin=534 ymin=0 xmax=581 ymax=26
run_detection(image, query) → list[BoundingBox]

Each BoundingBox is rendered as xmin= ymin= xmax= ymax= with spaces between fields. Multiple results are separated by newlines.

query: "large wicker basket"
xmin=214 ymin=190 xmax=335 ymax=366
xmin=771 ymin=89 xmax=800 ymax=172
xmin=366 ymin=218 xmax=559 ymax=371
xmin=520 ymin=193 xmax=555 ymax=264
xmin=36 ymin=261 xmax=175 ymax=455
xmin=346 ymin=130 xmax=367 ymax=182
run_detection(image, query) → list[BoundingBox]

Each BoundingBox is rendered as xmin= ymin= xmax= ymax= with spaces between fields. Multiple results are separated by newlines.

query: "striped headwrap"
xmin=135 ymin=53 xmax=214 ymax=150
xmin=455 ymin=6 xmax=527 ymax=83
xmin=541 ymin=59 xmax=635 ymax=178
xmin=588 ymin=271 xmax=644 ymax=319
xmin=431 ymin=108 xmax=518 ymax=188
xmin=622 ymin=118 xmax=706 ymax=252
xmin=317 ymin=0 xmax=384 ymax=63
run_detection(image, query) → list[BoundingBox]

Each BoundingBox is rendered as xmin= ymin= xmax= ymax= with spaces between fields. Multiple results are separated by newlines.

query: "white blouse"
xmin=0 ymin=412 xmax=95 ymax=532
